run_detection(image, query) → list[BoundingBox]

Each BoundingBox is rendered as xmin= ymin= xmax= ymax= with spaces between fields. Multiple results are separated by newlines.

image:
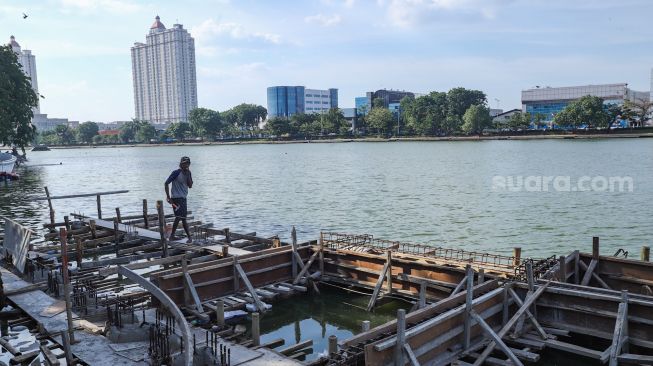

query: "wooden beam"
xmin=470 ymin=311 xmax=524 ymax=366
xmin=234 ymin=262 xmax=266 ymax=313
xmin=507 ymin=288 xmax=548 ymax=339
xmin=33 ymin=190 xmax=129 ymax=201
xmin=404 ymin=343 xmax=421 ymax=366
xmin=472 ymin=282 xmax=549 ymax=366
xmin=609 ymin=291 xmax=629 ymax=366
xmin=450 ymin=274 xmax=468 ymax=297
xmin=463 ymin=265 xmax=473 ymax=350
xmin=395 ymin=309 xmax=406 ymax=366
xmin=578 ymin=260 xmax=612 ymax=290
xmin=386 ymin=251 xmax=393 ymax=294
xmin=581 ymin=259 xmax=598 ymax=286
xmin=293 ymin=251 xmax=319 ymax=284
xmin=366 ymin=258 xmax=391 ymax=312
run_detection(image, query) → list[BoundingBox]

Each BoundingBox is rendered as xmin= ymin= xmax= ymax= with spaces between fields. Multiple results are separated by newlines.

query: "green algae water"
xmin=2 ymin=139 xmax=652 ymax=257
xmin=244 ymin=285 xmax=412 ymax=362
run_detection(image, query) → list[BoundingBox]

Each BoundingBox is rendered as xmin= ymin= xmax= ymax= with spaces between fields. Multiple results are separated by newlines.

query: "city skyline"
xmin=2 ymin=0 xmax=653 ymax=122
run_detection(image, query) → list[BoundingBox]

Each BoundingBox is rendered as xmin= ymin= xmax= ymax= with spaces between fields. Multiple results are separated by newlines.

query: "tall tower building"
xmin=131 ymin=16 xmax=197 ymax=124
xmin=8 ymin=35 xmax=39 ymax=113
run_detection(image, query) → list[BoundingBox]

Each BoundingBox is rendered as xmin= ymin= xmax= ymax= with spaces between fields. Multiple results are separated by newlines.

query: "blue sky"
xmin=2 ymin=0 xmax=653 ymax=122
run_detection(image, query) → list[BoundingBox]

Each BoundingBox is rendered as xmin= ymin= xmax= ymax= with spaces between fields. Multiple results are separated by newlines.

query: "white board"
xmin=2 ymin=217 xmax=32 ymax=273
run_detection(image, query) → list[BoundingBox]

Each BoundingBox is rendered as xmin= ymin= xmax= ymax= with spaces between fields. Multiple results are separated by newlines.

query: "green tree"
xmin=320 ymin=108 xmax=347 ymax=135
xmin=54 ymin=124 xmax=76 ymax=144
xmin=507 ymin=112 xmax=531 ymax=131
xmin=76 ymin=121 xmax=99 ymax=143
xmin=230 ymin=104 xmax=267 ymax=134
xmin=92 ymin=135 xmax=104 ymax=144
xmin=290 ymin=113 xmax=319 ymax=137
xmin=446 ymin=87 xmax=487 ymax=119
xmin=165 ymin=122 xmax=190 ymax=140
xmin=265 ymin=117 xmax=291 ymax=137
xmin=189 ymin=108 xmax=221 ymax=139
xmin=462 ymin=104 xmax=492 ymax=135
xmin=136 ymin=122 xmax=156 ymax=142
xmin=554 ymin=95 xmax=610 ymax=129
xmin=119 ymin=120 xmax=139 ymax=143
xmin=372 ymin=97 xmax=385 ymax=109
xmin=623 ymin=98 xmax=653 ymax=128
xmin=367 ymin=107 xmax=394 ymax=135
xmin=0 ymin=45 xmax=39 ymax=152
xmin=402 ymin=92 xmax=447 ymax=135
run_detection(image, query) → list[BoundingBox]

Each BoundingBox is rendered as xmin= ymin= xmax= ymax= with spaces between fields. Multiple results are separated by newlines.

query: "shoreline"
xmin=44 ymin=131 xmax=653 ymax=150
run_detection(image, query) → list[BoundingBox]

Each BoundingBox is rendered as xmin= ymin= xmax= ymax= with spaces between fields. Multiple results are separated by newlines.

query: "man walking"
xmin=165 ymin=156 xmax=194 ymax=243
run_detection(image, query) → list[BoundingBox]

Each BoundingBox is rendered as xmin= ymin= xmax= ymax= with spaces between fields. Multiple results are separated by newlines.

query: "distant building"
xmin=267 ymin=86 xmax=338 ymax=118
xmin=31 ymin=114 xmax=78 ymax=132
xmin=492 ymin=109 xmax=521 ymax=125
xmin=365 ymin=89 xmax=415 ymax=109
xmin=8 ymin=35 xmax=39 ymax=114
xmin=521 ymin=83 xmax=649 ymax=122
xmin=651 ymin=68 xmax=653 ymax=102
xmin=355 ymin=96 xmax=370 ymax=116
xmin=131 ymin=16 xmax=198 ymax=124
xmin=489 ymin=109 xmax=503 ymax=117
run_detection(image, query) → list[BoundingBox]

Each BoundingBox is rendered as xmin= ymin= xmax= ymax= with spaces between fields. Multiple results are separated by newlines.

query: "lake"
xmin=2 ymin=138 xmax=652 ymax=258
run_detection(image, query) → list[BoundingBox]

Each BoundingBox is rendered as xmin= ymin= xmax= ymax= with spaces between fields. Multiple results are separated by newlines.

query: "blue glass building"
xmin=267 ymin=86 xmax=305 ymax=118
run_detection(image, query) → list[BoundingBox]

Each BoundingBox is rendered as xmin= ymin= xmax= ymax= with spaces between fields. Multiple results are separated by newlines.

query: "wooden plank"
xmin=545 ymin=339 xmax=603 ymax=359
xmin=618 ymin=353 xmax=653 ymax=364
xmin=581 ymin=259 xmax=598 ymax=286
xmin=184 ymin=273 xmax=204 ymax=313
xmin=367 ymin=259 xmax=391 ymax=311
xmin=450 ymin=275 xmax=468 ymax=297
xmin=609 ymin=291 xmax=629 ymax=366
xmin=33 ymin=190 xmax=129 ymax=200
xmin=470 ymin=311 xmax=524 ymax=366
xmin=278 ymin=340 xmax=313 ymax=355
xmin=234 ymin=262 xmax=266 ymax=313
xmin=293 ymin=251 xmax=319 ymax=284
xmin=404 ymin=343 xmax=421 ymax=366
xmin=473 ymin=282 xmax=549 ymax=366
xmin=507 ymin=288 xmax=548 ymax=339
xmin=578 ymin=260 xmax=612 ymax=290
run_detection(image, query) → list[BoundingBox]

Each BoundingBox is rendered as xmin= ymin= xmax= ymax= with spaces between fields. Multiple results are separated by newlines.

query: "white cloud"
xmin=192 ymin=19 xmax=281 ymax=44
xmin=384 ymin=0 xmax=510 ymax=27
xmin=59 ymin=0 xmax=141 ymax=14
xmin=304 ymin=14 xmax=342 ymax=27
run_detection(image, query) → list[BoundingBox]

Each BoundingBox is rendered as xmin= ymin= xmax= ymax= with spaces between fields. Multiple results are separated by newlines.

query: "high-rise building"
xmin=131 ymin=16 xmax=197 ymax=124
xmin=8 ymin=35 xmax=39 ymax=113
xmin=267 ymin=86 xmax=338 ymax=118
xmin=650 ymin=68 xmax=653 ymax=102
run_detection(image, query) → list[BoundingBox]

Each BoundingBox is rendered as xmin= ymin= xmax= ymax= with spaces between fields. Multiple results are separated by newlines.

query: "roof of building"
xmin=99 ymin=130 xmax=120 ymax=136
xmin=150 ymin=15 xmax=166 ymax=30
xmin=9 ymin=35 xmax=20 ymax=48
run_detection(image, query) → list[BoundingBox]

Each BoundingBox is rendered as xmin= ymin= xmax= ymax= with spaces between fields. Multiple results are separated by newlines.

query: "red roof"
xmin=150 ymin=16 xmax=166 ymax=30
xmin=99 ymin=130 xmax=120 ymax=136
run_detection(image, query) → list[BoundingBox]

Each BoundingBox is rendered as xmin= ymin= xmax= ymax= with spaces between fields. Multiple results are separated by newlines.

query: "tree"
xmin=0 ymin=45 xmax=39 ymax=152
xmin=366 ymin=107 xmax=394 ymax=135
xmin=462 ymin=104 xmax=492 ymax=135
xmin=507 ymin=112 xmax=531 ymax=131
xmin=136 ymin=122 xmax=156 ymax=142
xmin=553 ymin=95 xmax=610 ymax=129
xmin=265 ymin=117 xmax=291 ymax=137
xmin=290 ymin=113 xmax=319 ymax=137
xmin=402 ymin=92 xmax=447 ymax=135
xmin=76 ymin=121 xmax=99 ymax=143
xmin=229 ymin=104 xmax=267 ymax=133
xmin=623 ymin=98 xmax=653 ymax=128
xmin=442 ymin=115 xmax=462 ymax=135
xmin=165 ymin=122 xmax=190 ymax=140
xmin=189 ymin=108 xmax=221 ymax=139
xmin=54 ymin=124 xmax=76 ymax=144
xmin=321 ymin=108 xmax=347 ymax=135
xmin=446 ymin=87 xmax=487 ymax=119
xmin=119 ymin=121 xmax=138 ymax=143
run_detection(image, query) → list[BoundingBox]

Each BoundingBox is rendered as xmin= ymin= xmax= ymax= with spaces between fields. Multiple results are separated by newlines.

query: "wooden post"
xmin=113 ymin=218 xmax=120 ymax=257
xmin=44 ymin=186 xmax=55 ymax=224
xmin=142 ymin=199 xmax=148 ymax=228
xmin=361 ymin=320 xmax=370 ymax=332
xmin=291 ymin=227 xmax=298 ymax=280
xmin=463 ymin=264 xmax=474 ymax=350
xmin=252 ymin=312 xmax=260 ymax=347
xmin=216 ymin=300 xmax=224 ymax=326
xmin=182 ymin=259 xmax=190 ymax=307
xmin=319 ymin=232 xmax=325 ymax=279
xmin=63 ymin=216 xmax=71 ymax=233
xmin=89 ymin=220 xmax=96 ymax=239
xmin=609 ymin=291 xmax=629 ymax=366
xmin=558 ymin=255 xmax=567 ymax=282
xmin=513 ymin=247 xmax=522 ymax=267
xmin=418 ymin=281 xmax=426 ymax=309
xmin=59 ymin=229 xmax=75 ymax=343
xmin=156 ymin=201 xmax=167 ymax=257
xmin=328 ymin=335 xmax=338 ymax=355
xmin=386 ymin=250 xmax=393 ymax=294
xmin=75 ymin=237 xmax=83 ymax=268
xmin=233 ymin=257 xmax=239 ymax=292
xmin=223 ymin=228 xmax=230 ymax=244
xmin=115 ymin=208 xmax=121 ymax=223
xmin=61 ymin=330 xmax=74 ymax=365
xmin=395 ymin=309 xmax=406 ymax=366
xmin=593 ymin=237 xmax=600 ymax=259
xmin=478 ymin=268 xmax=485 ymax=284
xmin=641 ymin=246 xmax=650 ymax=262
xmin=526 ymin=261 xmax=534 ymax=292
xmin=96 ymin=194 xmax=102 ymax=219
xmin=574 ymin=251 xmax=580 ymax=285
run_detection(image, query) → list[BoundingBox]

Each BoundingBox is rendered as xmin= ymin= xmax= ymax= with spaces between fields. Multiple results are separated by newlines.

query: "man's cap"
xmin=180 ymin=156 xmax=191 ymax=164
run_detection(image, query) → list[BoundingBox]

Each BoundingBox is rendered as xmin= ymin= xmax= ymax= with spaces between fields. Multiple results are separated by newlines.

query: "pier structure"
xmin=0 ymin=189 xmax=652 ymax=365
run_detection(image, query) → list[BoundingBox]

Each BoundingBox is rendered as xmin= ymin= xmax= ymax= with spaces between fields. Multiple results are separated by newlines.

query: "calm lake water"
xmin=2 ymin=139 xmax=652 ymax=258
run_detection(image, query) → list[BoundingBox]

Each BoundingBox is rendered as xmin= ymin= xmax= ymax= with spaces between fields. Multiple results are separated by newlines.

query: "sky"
xmin=2 ymin=0 xmax=653 ymax=122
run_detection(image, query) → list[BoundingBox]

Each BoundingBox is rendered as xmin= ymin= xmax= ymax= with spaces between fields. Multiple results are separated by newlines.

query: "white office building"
xmin=131 ymin=16 xmax=198 ymax=124
xmin=9 ymin=35 xmax=39 ymax=114
xmin=304 ymin=88 xmax=338 ymax=114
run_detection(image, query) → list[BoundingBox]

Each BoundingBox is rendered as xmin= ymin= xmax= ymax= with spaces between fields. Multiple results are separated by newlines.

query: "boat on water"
xmin=31 ymin=144 xmax=50 ymax=151
xmin=0 ymin=152 xmax=19 ymax=180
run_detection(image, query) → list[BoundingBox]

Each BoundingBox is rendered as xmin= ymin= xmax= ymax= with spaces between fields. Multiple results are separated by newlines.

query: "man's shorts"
xmin=172 ymin=197 xmax=187 ymax=219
